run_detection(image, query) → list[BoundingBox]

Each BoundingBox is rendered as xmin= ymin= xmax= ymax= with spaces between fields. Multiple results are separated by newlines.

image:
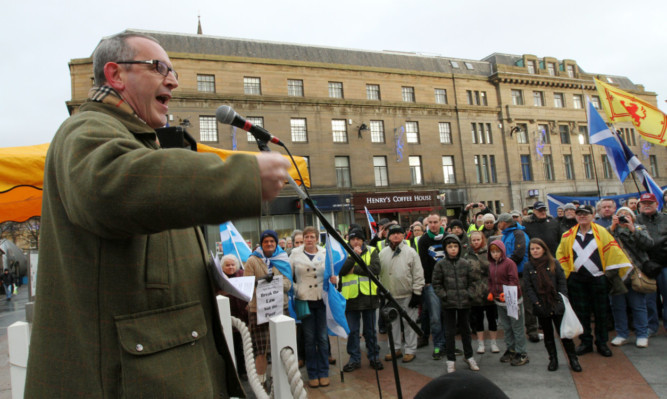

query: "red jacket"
xmin=487 ymin=240 xmax=522 ymax=300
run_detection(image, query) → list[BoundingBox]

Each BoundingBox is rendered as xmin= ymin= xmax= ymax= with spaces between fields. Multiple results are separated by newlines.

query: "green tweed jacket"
xmin=25 ymin=100 xmax=261 ymax=398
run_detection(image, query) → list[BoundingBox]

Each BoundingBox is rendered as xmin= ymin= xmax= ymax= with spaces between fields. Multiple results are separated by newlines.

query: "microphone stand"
xmin=255 ymin=138 xmax=422 ymax=399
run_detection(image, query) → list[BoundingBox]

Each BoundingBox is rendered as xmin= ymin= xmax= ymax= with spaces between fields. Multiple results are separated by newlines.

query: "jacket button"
xmin=309 ymin=285 xmax=312 ymax=288
xmin=314 ymin=284 xmax=317 ymax=287
xmin=192 ymin=331 xmax=199 ymax=338
xmin=136 ymin=344 xmax=144 ymax=352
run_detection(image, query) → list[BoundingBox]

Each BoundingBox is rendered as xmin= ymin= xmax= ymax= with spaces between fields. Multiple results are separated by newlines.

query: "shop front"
xmin=352 ymin=190 xmax=442 ymax=233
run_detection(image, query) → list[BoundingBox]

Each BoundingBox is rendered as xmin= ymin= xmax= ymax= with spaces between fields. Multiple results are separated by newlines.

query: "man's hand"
xmin=256 ymin=152 xmax=291 ymax=202
xmin=408 ymin=293 xmax=422 ymax=308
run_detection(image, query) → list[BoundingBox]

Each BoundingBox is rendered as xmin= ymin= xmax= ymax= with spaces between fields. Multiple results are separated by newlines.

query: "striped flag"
xmin=364 ymin=206 xmax=377 ymax=239
xmin=219 ymin=222 xmax=252 ymax=263
xmin=588 ymin=98 xmax=630 ymax=183
xmin=323 ymin=233 xmax=349 ymax=338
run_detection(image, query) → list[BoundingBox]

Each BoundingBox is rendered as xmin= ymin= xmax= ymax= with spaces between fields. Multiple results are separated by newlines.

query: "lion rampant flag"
xmin=594 ymin=78 xmax=667 ymax=146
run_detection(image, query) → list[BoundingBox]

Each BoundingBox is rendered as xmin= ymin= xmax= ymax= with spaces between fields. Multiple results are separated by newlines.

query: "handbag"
xmin=559 ymin=293 xmax=583 ymax=339
xmin=630 ymin=268 xmax=657 ymax=294
xmin=295 ymin=299 xmax=311 ymax=320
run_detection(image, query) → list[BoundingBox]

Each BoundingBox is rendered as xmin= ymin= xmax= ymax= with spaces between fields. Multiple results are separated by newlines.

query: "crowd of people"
xmin=222 ymin=190 xmax=666 ymax=392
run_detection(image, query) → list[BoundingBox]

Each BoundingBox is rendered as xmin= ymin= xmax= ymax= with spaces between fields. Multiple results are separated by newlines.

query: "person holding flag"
xmin=556 ymin=205 xmax=632 ymax=357
xmin=244 ymin=230 xmax=293 ymax=386
xmin=290 ymin=226 xmax=339 ymax=389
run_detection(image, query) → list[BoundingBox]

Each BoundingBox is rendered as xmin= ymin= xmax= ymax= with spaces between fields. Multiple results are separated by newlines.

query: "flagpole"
xmin=584 ymin=92 xmax=602 ymax=198
xmin=630 ymin=170 xmax=643 ymax=194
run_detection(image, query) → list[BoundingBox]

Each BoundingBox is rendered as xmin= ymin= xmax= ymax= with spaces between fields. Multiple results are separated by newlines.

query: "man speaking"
xmin=24 ymin=32 xmax=289 ymax=398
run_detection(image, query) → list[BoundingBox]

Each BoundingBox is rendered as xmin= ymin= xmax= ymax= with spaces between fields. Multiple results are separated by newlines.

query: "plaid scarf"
xmin=88 ymin=85 xmax=137 ymax=117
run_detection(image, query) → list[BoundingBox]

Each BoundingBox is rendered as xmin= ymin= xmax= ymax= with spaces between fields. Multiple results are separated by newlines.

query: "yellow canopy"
xmin=0 ymin=143 xmax=309 ymax=223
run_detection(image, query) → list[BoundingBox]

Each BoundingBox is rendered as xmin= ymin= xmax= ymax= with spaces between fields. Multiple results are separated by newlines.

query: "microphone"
xmin=216 ymin=105 xmax=284 ymax=146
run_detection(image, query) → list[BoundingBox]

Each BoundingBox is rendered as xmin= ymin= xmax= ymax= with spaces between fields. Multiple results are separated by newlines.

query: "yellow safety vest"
xmin=341 ymin=247 xmax=378 ymax=299
xmin=467 ymin=223 xmax=483 ymax=236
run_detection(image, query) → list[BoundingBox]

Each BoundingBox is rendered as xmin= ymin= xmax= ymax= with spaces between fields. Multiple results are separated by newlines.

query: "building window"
xmin=521 ymin=155 xmax=533 ymax=181
xmin=619 ymin=127 xmax=637 ymax=146
xmin=370 ymin=120 xmax=385 ymax=143
xmin=245 ymin=117 xmax=264 ymax=142
xmin=474 ymin=155 xmax=488 ymax=183
xmin=591 ymin=96 xmax=601 ymax=109
xmin=544 ymin=154 xmax=554 ymax=181
xmin=511 ymin=89 xmax=524 ymax=105
xmin=583 ymin=154 xmax=594 ymax=179
xmin=467 ymin=90 xmax=488 ymax=106
xmin=409 ymin=156 xmax=423 ymax=185
xmin=465 ymin=62 xmax=474 ymax=70
xmin=649 ymin=155 xmax=659 ymax=177
xmin=566 ymin=65 xmax=575 ymax=78
xmin=331 ymin=119 xmax=348 ymax=143
xmin=538 ymin=124 xmax=551 ymax=144
xmin=554 ymin=93 xmax=564 ymax=108
xmin=199 ymin=116 xmax=218 ymax=142
xmin=335 ymin=156 xmax=351 ymax=188
xmin=484 ymin=123 xmax=493 ymax=144
xmin=402 ymin=86 xmax=415 ymax=102
xmin=328 ymin=82 xmax=344 ymax=98
xmin=244 ymin=77 xmax=261 ymax=95
xmin=288 ymin=79 xmax=304 ymax=97
xmin=629 ymin=128 xmax=637 ymax=146
xmin=435 ymin=88 xmax=448 ymax=104
xmin=290 ymin=118 xmax=307 ymax=142
xmin=533 ymin=91 xmax=545 ymax=107
xmin=559 ymin=125 xmax=571 ymax=144
xmin=471 ymin=123 xmax=493 ymax=144
xmin=527 ymin=60 xmax=536 ymax=74
xmin=564 ymin=155 xmax=575 ymax=180
xmin=601 ymin=155 xmax=612 ymax=179
xmin=367 ymin=84 xmax=381 ymax=100
xmin=373 ymin=156 xmax=388 ymax=187
xmin=516 ymin=123 xmax=529 ymax=144
xmin=547 ymin=62 xmax=556 ymax=76
xmin=439 ymin=122 xmax=452 ymax=144
xmin=442 ymin=156 xmax=455 ymax=184
xmin=450 ymin=60 xmax=459 ymax=68
xmin=197 ymin=74 xmax=215 ymax=92
xmin=579 ymin=126 xmax=589 ymax=144
xmin=489 ymin=155 xmax=498 ymax=183
xmin=573 ymin=94 xmax=583 ymax=109
xmin=405 ymin=121 xmax=420 ymax=143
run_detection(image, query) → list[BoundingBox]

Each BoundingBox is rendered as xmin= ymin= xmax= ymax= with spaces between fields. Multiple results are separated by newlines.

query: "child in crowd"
xmin=487 ymin=240 xmax=529 ymax=366
xmin=432 ymin=234 xmax=479 ymax=373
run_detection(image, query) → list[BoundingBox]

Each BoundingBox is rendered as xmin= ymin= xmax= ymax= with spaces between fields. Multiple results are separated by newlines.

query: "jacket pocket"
xmin=115 ymin=301 xmax=214 ymax=398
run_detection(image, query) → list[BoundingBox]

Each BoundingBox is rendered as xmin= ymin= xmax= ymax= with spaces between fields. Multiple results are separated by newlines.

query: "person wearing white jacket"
xmin=379 ymin=224 xmax=425 ymax=363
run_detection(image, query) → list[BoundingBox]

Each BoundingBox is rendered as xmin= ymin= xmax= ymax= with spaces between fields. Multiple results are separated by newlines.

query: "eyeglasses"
xmin=115 ymin=60 xmax=178 ymax=80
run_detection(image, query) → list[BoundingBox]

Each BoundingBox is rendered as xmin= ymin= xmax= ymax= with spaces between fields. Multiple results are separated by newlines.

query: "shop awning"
xmin=356 ymin=206 xmax=435 ymax=214
xmin=0 ymin=142 xmax=310 ymax=224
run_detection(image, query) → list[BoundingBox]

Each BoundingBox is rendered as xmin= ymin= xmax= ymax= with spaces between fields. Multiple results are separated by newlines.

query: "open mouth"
xmin=156 ymin=95 xmax=170 ymax=105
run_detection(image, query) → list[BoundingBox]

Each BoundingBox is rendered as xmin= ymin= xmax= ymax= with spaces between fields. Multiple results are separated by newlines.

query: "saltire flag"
xmin=364 ymin=206 xmax=377 ymax=239
xmin=249 ymin=244 xmax=298 ymax=320
xmin=594 ymin=78 xmax=667 ymax=146
xmin=322 ymin=233 xmax=350 ymax=338
xmin=614 ymin=131 xmax=665 ymax=211
xmin=587 ymin=99 xmax=631 ymax=183
xmin=220 ymin=222 xmax=252 ymax=263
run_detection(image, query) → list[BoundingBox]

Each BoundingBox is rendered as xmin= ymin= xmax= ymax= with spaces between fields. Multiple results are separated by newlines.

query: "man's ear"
xmin=103 ymin=62 xmax=126 ymax=91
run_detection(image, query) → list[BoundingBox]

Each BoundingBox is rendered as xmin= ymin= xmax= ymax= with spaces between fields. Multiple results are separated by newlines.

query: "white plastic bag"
xmin=559 ymin=293 xmax=583 ymax=339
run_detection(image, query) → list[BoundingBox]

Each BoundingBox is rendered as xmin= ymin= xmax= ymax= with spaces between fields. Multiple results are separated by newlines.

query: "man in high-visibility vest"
xmin=340 ymin=228 xmax=384 ymax=372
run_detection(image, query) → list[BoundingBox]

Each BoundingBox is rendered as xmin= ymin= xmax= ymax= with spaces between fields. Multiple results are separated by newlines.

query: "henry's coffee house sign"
xmin=352 ymin=190 xmax=440 ymax=212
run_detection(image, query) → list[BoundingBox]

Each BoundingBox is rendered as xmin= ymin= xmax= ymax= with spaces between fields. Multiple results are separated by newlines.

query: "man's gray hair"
xmin=596 ymin=198 xmax=616 ymax=211
xmin=92 ymin=32 xmax=159 ymax=86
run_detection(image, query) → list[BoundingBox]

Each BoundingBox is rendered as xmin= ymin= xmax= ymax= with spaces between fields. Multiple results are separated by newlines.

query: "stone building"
xmin=66 ymin=29 xmax=666 ymax=241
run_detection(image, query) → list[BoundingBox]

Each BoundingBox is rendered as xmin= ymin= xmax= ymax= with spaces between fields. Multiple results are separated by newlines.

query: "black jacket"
xmin=418 ymin=229 xmax=446 ymax=284
xmin=523 ymin=260 xmax=567 ymax=318
xmin=523 ymin=214 xmax=562 ymax=256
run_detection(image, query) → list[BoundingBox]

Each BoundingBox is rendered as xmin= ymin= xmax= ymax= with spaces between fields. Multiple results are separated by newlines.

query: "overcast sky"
xmin=3 ymin=0 xmax=666 ymax=148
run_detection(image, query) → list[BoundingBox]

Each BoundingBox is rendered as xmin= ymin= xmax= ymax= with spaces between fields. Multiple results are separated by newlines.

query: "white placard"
xmin=256 ymin=275 xmax=284 ymax=325
xmin=503 ymin=285 xmax=519 ymax=320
